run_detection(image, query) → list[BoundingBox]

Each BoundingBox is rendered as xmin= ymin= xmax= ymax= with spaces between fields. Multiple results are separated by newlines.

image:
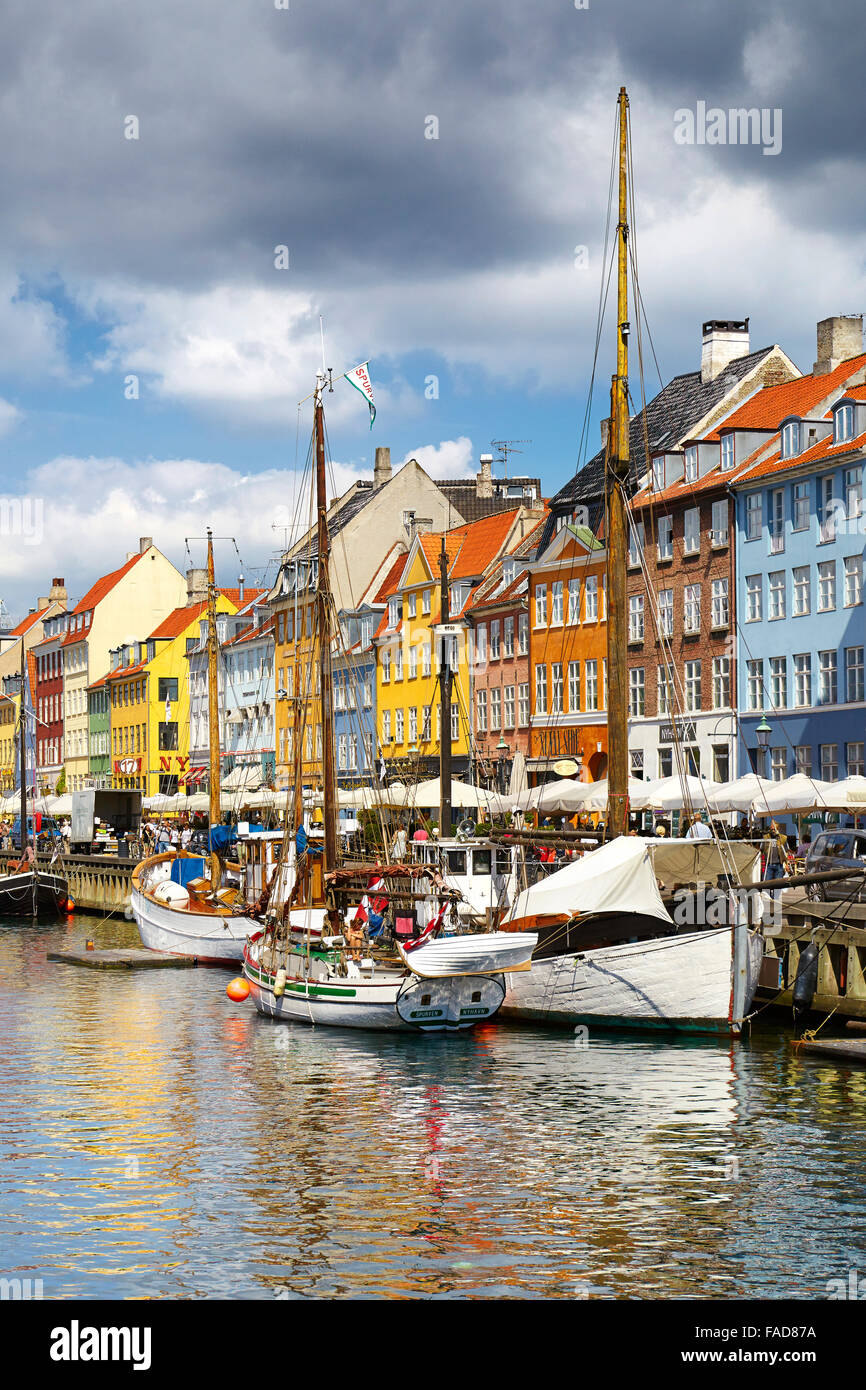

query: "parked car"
xmin=806 ymin=829 xmax=866 ymax=901
xmin=11 ymin=814 xmax=62 ymax=852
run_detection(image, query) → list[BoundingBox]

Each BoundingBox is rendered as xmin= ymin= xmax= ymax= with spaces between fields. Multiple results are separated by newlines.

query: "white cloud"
xmin=0 ymin=397 xmax=23 ymax=436
xmin=400 ymin=437 xmax=475 ymax=478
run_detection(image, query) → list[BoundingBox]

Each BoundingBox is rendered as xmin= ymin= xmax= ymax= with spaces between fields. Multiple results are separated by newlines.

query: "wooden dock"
xmin=794 ymin=1037 xmax=866 ymax=1066
xmin=759 ymin=893 xmax=866 ymax=1021
xmin=47 ymin=948 xmax=194 ymax=970
xmin=0 ymin=850 xmax=134 ymax=914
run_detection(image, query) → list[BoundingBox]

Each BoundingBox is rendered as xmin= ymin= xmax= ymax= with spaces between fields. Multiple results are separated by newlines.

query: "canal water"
xmin=2 ymin=910 xmax=866 ymax=1300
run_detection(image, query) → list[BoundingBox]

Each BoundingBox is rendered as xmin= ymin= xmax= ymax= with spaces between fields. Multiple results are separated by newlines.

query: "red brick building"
xmin=32 ymin=608 xmax=69 ymax=793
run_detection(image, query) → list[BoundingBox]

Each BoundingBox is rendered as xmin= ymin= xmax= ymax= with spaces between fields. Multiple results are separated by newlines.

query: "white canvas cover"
xmin=504 ymin=835 xmax=673 ymax=926
xmin=749 ymin=774 xmax=836 ymax=814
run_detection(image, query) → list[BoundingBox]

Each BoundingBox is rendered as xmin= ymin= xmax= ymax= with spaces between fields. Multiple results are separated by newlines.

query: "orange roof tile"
xmin=734 ymin=427 xmax=866 ymax=485
xmin=9 ymin=608 xmax=47 ymax=638
xmin=373 ymin=552 xmax=410 ymax=604
xmin=106 ymin=659 xmax=148 ymax=682
xmin=706 ymin=354 xmax=866 ymax=439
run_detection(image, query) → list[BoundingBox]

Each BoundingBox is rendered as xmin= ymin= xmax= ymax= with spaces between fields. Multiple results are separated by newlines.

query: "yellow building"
xmin=0 ymin=693 xmax=16 ymax=792
xmin=106 ymin=593 xmax=242 ymax=795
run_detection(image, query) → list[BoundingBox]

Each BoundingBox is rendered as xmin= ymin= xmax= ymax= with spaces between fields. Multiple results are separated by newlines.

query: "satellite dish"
xmin=553 ymin=759 xmax=579 ymax=777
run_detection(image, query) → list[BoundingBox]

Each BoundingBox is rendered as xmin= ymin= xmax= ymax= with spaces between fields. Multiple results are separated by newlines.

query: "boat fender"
xmin=65 ymin=897 xmax=76 ymax=914
xmin=273 ymin=968 xmax=287 ymax=998
xmin=124 ymin=905 xmax=135 ymax=921
xmin=793 ymin=940 xmax=820 ymax=1025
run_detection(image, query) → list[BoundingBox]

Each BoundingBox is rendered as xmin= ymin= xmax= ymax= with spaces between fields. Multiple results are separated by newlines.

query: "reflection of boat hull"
xmin=502 ymin=928 xmax=763 ymax=1036
xmin=0 ymin=870 xmax=68 ymax=919
xmin=243 ymin=935 xmax=505 ymax=1032
xmin=131 ymin=885 xmax=252 ymax=965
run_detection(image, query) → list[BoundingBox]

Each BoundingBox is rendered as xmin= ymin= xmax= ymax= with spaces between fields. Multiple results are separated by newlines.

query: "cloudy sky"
xmin=0 ymin=0 xmax=864 ymax=614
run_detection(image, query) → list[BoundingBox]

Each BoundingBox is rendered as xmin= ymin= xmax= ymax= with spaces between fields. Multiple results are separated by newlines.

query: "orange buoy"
xmin=226 ymin=977 xmax=250 ymax=1002
xmin=65 ymin=898 xmax=75 ymax=914
xmin=85 ymin=938 xmax=95 ymax=951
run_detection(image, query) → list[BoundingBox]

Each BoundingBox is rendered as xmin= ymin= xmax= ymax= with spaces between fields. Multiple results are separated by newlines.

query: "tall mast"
xmin=314 ymin=370 xmax=338 ymax=873
xmin=438 ymin=537 xmax=452 ymax=837
xmin=18 ymin=637 xmax=27 ymax=856
xmin=606 ymin=86 xmax=630 ymax=839
xmin=206 ymin=526 xmax=222 ymax=880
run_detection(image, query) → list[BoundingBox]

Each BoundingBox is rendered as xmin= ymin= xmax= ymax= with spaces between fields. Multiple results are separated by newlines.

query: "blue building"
xmin=733 ymin=381 xmax=865 ymax=787
xmin=333 ymin=605 xmax=378 ymax=785
xmin=222 ymin=602 xmax=276 ymax=786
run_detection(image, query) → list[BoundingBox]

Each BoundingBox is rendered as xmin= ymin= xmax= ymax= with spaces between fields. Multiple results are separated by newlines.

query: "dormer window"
xmin=684 ymin=446 xmax=698 ymax=483
xmin=781 ymin=420 xmax=800 ymax=459
xmin=652 ymin=456 xmax=664 ymax=491
xmin=502 ymin=559 xmax=516 ymax=588
xmin=720 ymin=434 xmax=735 ymax=471
xmin=835 ymin=403 xmax=854 ymax=444
xmin=387 ymin=596 xmax=400 ymax=628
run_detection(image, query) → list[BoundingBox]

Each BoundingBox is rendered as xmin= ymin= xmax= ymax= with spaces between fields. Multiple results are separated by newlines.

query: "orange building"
xmin=526 ymin=523 xmax=609 ymax=784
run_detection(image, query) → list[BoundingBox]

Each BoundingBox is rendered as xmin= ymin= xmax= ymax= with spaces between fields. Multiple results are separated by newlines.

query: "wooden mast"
xmin=314 ymin=370 xmax=338 ymax=875
xmin=18 ymin=637 xmax=27 ymax=858
xmin=605 ymin=86 xmax=630 ymax=839
xmin=206 ymin=526 xmax=222 ymax=884
xmin=438 ymin=536 xmax=452 ymax=838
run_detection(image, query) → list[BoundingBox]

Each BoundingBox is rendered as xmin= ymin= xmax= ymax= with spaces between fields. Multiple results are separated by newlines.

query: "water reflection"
xmin=2 ymin=913 xmax=866 ymax=1298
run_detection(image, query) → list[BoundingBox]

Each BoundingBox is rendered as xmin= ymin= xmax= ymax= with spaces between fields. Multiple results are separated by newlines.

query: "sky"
xmin=0 ymin=0 xmax=865 ymax=617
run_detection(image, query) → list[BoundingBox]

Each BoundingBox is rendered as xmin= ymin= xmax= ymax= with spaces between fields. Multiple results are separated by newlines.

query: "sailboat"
xmin=0 ymin=639 xmax=68 ymax=918
xmin=130 ymin=530 xmax=258 ymax=963
xmin=243 ymin=368 xmax=536 ymax=1030
xmin=498 ymin=89 xmax=764 ymax=1036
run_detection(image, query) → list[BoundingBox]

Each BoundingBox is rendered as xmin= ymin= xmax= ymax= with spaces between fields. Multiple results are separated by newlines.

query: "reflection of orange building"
xmin=526 ymin=524 xmax=609 ymax=784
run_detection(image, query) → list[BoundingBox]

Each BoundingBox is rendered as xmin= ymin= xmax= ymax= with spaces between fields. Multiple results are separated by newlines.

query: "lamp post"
xmin=755 ymin=716 xmax=772 ymax=778
xmin=496 ymin=734 xmax=510 ymax=795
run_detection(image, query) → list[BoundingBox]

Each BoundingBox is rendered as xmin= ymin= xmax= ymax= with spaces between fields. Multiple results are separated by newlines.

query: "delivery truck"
xmin=70 ymin=789 xmax=143 ymax=855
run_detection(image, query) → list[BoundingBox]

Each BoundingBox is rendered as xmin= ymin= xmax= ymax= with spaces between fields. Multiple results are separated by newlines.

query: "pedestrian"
xmin=654 ymin=821 xmax=668 ymax=838
xmin=686 ymin=816 xmax=713 ymax=841
xmin=391 ymin=825 xmax=408 ymax=861
xmin=181 ymin=823 xmax=193 ymax=851
xmin=761 ymin=819 xmax=789 ymax=893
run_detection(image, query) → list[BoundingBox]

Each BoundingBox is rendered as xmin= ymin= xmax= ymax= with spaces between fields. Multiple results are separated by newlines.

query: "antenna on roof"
xmin=490 ymin=439 xmax=531 ymax=480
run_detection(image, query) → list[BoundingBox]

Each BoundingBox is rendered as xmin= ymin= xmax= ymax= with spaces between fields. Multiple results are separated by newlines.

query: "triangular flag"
xmin=344 ymin=361 xmax=376 ymax=429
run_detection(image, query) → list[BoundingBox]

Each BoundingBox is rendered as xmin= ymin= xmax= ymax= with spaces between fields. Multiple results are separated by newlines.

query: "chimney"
xmin=373 ymin=446 xmax=392 ymax=490
xmin=49 ymin=578 xmax=67 ymax=607
xmin=139 ymin=536 xmax=152 ymax=554
xmin=186 ymin=567 xmax=208 ymax=604
xmin=701 ymin=319 xmax=750 ymax=383
xmin=37 ymin=595 xmax=49 ymax=611
xmin=477 ymin=454 xmax=494 ymax=499
xmin=813 ymin=315 xmax=864 ymax=375
xmin=237 ymin=574 xmax=245 ymax=604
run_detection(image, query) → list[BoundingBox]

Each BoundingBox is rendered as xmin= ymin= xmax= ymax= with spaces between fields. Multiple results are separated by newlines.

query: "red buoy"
xmin=65 ymin=898 xmax=75 ymax=914
xmin=226 ymin=977 xmax=250 ymax=1002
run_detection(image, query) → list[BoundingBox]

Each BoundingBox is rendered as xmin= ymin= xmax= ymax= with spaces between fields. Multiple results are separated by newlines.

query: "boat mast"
xmin=438 ymin=536 xmax=452 ymax=838
xmin=18 ymin=637 xmax=27 ymax=858
xmin=314 ymin=370 xmax=338 ymax=873
xmin=206 ymin=526 xmax=222 ymax=882
xmin=605 ymin=87 xmax=630 ymax=840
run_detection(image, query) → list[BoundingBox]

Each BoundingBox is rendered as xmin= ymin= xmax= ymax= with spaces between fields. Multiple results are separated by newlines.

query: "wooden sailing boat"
xmin=0 ymin=639 xmax=67 ymax=918
xmin=242 ymin=370 xmax=535 ymax=1030
xmin=498 ymin=89 xmax=763 ymax=1035
xmin=130 ymin=529 xmax=258 ymax=962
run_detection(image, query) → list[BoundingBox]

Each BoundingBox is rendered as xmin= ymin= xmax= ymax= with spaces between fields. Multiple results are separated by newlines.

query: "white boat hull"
xmin=502 ymin=927 xmax=763 ymax=1036
xmin=131 ymin=885 xmax=253 ymax=965
xmin=399 ymin=931 xmax=537 ymax=978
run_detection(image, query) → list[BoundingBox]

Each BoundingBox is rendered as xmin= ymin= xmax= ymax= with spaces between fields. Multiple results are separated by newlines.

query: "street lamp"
xmin=496 ymin=735 xmax=510 ymax=794
xmin=755 ymin=716 xmax=772 ymax=776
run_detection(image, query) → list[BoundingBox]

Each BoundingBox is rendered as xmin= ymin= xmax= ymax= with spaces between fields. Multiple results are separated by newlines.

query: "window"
xmin=712 ymin=656 xmax=730 ymax=709
xmin=568 ymin=578 xmax=581 ymax=622
xmin=158 ymin=722 xmax=178 ymax=751
xmin=504 ymin=616 xmax=514 ymax=657
xmin=490 ymin=620 xmax=501 ymax=659
xmin=629 ymin=667 xmax=645 ymax=716
xmin=792 ymin=481 xmax=810 ymax=532
xmin=844 ymin=555 xmax=863 ymax=607
xmin=409 ymin=645 xmax=417 ymax=679
xmin=848 ymin=743 xmax=865 ymax=777
xmin=382 ymin=710 xmax=391 ymax=743
xmin=551 ymin=663 xmax=563 ymax=714
xmin=451 ymin=705 xmax=459 ymax=742
xmin=746 ymin=492 xmax=762 ymax=541
xmin=769 ymin=489 xmax=784 ymax=553
xmin=658 ymin=589 xmax=673 ymax=638
xmin=793 ymin=566 xmax=810 ymax=616
xmin=657 ymin=515 xmax=673 ymax=560
xmin=720 ymin=433 xmax=735 ymax=471
xmin=476 ymin=689 xmax=488 ymax=733
xmin=683 ymin=583 xmax=701 ymax=634
xmin=422 ymin=588 xmax=431 ymax=615
xmin=768 ymin=571 xmax=786 ymax=620
xmin=628 ymin=519 xmax=644 ymax=567
xmin=845 ymin=467 xmax=862 ymax=520
xmin=818 ymin=560 xmax=836 ymax=612
xmin=535 ymin=664 xmax=547 ymax=715
xmin=422 ymin=705 xmax=431 ymax=740
xmin=338 ymin=733 xmax=347 ymax=770
xmin=518 ymin=613 xmax=529 ymax=654
xmin=422 ymin=642 xmax=432 ymax=678
xmin=381 ymin=648 xmax=391 ymax=682
xmin=657 ymin=664 xmax=674 ymax=716
xmin=846 ymin=646 xmax=865 ymax=703
xmin=550 ymin=582 xmax=563 ymax=626
xmin=408 ymin=592 xmax=417 ymax=618
xmin=683 ymin=507 xmax=700 ymax=555
xmin=652 ymin=457 xmax=665 ymax=490
xmin=835 ymin=403 xmax=854 ymax=444
xmin=820 ymin=744 xmax=839 ymax=781
xmin=631 ymin=749 xmax=645 ymax=779
xmin=781 ymin=420 xmax=800 ymax=458
xmin=585 ymin=575 xmax=599 ymax=620
xmin=684 ymin=660 xmax=701 ymax=712
xmin=684 ymin=446 xmax=698 ymax=482
xmin=819 ymin=650 xmax=838 ymax=704
xmin=770 ymin=656 xmax=787 ymax=710
xmin=794 ymin=653 xmax=811 ymax=707
xmin=388 ymin=596 xmax=400 ymax=628
xmin=711 ymin=578 xmax=729 ymax=628
xmin=629 ymin=594 xmax=645 ymax=641
xmin=503 ymin=685 xmax=515 ymax=728
xmin=490 ymin=687 xmax=502 ymax=730
xmin=770 ymin=747 xmax=787 ymax=781
xmin=795 ymin=745 xmax=812 ymax=776
xmin=711 ymin=498 xmax=728 ymax=546
xmin=518 ymin=684 xmax=530 ymax=726
xmin=819 ymin=475 xmax=836 ymax=543
xmin=586 ymin=660 xmax=598 ymax=711
xmin=534 ymin=585 xmax=547 ymax=627
xmin=746 ymin=574 xmax=762 ymax=622
xmin=395 ymin=646 xmax=404 ymax=681
xmin=502 ymin=559 xmax=516 ymax=588
xmin=568 ymin=661 xmax=581 ymax=712
xmin=747 ymin=659 xmax=763 ymax=711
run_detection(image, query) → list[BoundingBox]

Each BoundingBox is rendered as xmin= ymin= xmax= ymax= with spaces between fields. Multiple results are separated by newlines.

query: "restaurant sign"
xmin=659 ymin=721 xmax=697 ymax=744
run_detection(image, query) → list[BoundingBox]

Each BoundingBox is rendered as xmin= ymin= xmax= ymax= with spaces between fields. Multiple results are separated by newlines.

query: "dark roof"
xmin=436 ymin=478 xmax=542 ymax=524
xmin=551 ymin=346 xmax=780 ymax=514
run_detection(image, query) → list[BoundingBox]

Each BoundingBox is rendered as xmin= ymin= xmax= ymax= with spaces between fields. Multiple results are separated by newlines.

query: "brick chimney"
xmin=49 ymin=578 xmax=67 ymax=607
xmin=186 ymin=568 xmax=208 ymax=604
xmin=813 ymin=315 xmax=864 ymax=375
xmin=701 ymin=319 xmax=750 ymax=383
xmin=477 ymin=454 xmax=494 ymax=499
xmin=373 ymin=446 xmax=392 ymax=490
